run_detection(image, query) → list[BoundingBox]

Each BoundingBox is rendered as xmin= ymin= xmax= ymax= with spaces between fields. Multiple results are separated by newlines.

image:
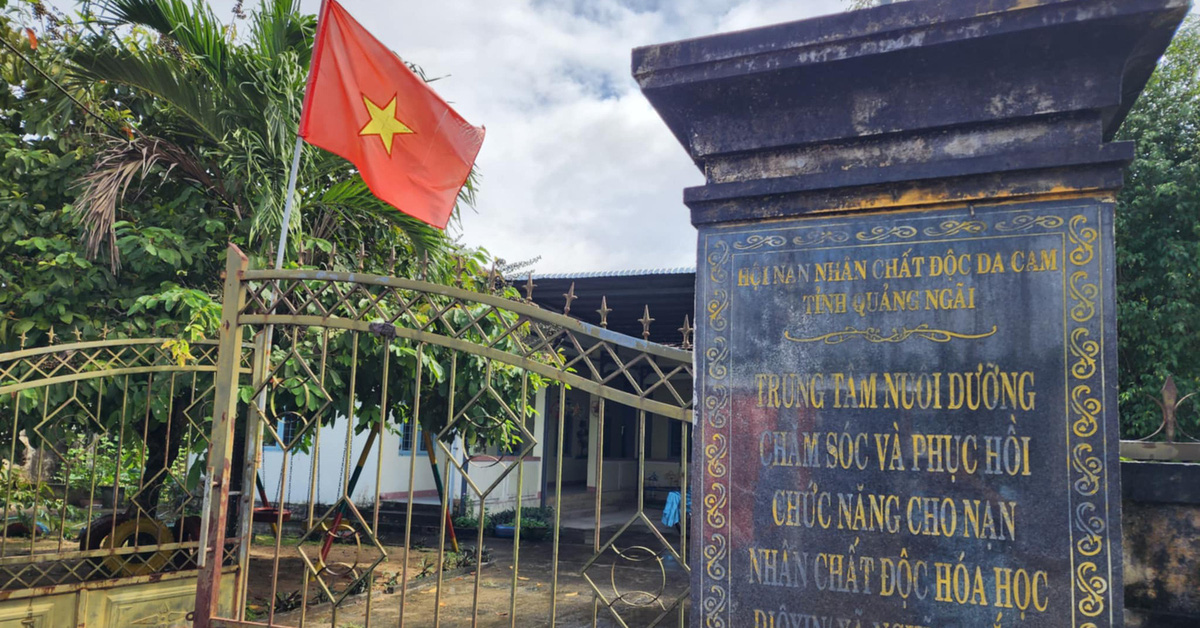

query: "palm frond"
xmin=101 ymin=0 xmax=234 ymax=85
xmin=75 ymin=135 xmax=239 ymax=270
xmin=316 ymin=177 xmax=449 ymax=264
xmin=251 ymin=0 xmax=313 ymax=62
xmin=456 ymin=166 xmax=480 ymax=213
xmin=67 ymin=41 xmax=229 ymax=143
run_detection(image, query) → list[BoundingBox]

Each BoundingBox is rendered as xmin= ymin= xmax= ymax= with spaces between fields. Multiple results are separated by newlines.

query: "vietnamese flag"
xmin=298 ymin=0 xmax=485 ymax=229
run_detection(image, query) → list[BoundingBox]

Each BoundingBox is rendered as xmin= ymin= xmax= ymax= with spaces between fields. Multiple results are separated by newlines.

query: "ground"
xmin=245 ymin=531 xmax=690 ymax=627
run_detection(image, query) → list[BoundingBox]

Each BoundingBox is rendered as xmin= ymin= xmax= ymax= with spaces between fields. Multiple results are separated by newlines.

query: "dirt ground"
xmin=244 ymin=534 xmax=690 ymax=627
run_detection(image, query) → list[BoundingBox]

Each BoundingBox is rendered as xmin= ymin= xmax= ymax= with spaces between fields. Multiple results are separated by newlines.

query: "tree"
xmin=69 ymin=0 xmax=458 ymax=276
xmin=0 ymin=0 xmax=547 ymax=522
xmin=2 ymin=0 xmax=467 ymax=350
xmin=1114 ymin=18 xmax=1200 ymax=438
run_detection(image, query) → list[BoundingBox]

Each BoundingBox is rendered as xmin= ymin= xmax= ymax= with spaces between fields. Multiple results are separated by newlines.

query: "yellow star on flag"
xmin=359 ymin=94 xmax=414 ymax=155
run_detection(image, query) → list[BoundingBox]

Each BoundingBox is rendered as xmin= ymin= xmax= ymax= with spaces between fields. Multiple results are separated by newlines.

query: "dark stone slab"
xmin=1121 ymin=461 xmax=1200 ymax=505
xmin=693 ymin=200 xmax=1120 ymax=626
xmin=633 ymin=0 xmax=1190 ymax=226
xmin=1119 ymin=464 xmax=1200 ymax=622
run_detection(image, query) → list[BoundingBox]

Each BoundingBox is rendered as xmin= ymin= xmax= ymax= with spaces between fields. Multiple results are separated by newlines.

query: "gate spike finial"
xmin=101 ymin=323 xmax=111 ymax=340
xmin=488 ymin=261 xmax=499 ymax=292
xmin=523 ymin=273 xmax=536 ymax=301
xmin=388 ymin=246 xmax=396 ymax=270
xmin=563 ymin=283 xmax=577 ymax=315
xmin=330 ymin=243 xmax=338 ymax=270
xmin=454 ymin=256 xmax=466 ymax=288
xmin=357 ymin=243 xmax=366 ymax=271
xmin=73 ymin=328 xmax=83 ymax=342
xmin=47 ymin=326 xmax=56 ymax=344
xmin=1159 ymin=375 xmax=1185 ymax=443
xmin=18 ymin=330 xmax=27 ymax=349
xmin=597 ymin=296 xmax=612 ymax=328
xmin=679 ymin=315 xmax=693 ymax=349
xmin=639 ymin=305 xmax=655 ymax=340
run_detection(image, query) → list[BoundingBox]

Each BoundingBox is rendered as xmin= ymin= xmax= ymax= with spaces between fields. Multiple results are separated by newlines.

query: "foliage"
xmin=0 ymin=0 xmax=541 ymax=477
xmin=414 ymin=548 xmax=491 ymax=579
xmin=66 ymin=0 xmax=457 ymax=273
xmin=272 ymin=590 xmax=303 ymax=614
xmin=0 ymin=466 xmax=54 ymax=513
xmin=452 ymin=510 xmax=490 ymax=530
xmin=518 ymin=517 xmax=548 ymax=529
xmin=1115 ymin=18 xmax=1200 ymax=438
xmin=53 ymin=434 xmax=142 ymax=490
xmin=0 ymin=0 xmax=477 ymax=353
xmin=0 ymin=466 xmax=74 ymax=533
xmin=490 ymin=505 xmax=553 ymax=527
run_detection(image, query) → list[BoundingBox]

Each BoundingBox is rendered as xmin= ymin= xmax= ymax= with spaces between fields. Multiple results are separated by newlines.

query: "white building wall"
xmin=257 ymin=386 xmax=546 ymax=512
xmin=258 ymin=418 xmax=448 ymax=507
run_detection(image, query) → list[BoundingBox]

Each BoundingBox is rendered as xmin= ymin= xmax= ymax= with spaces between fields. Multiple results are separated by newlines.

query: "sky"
xmin=294 ymin=0 xmax=849 ymax=274
xmin=53 ymin=0 xmax=1193 ymax=275
xmin=47 ymin=0 xmax=849 ymax=274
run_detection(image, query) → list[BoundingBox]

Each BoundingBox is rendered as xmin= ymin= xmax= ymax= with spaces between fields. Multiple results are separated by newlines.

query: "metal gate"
xmin=193 ymin=244 xmax=694 ymax=627
xmin=0 ymin=331 xmax=252 ymax=625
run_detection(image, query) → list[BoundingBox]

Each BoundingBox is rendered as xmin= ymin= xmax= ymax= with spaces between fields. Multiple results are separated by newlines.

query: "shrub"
xmin=492 ymin=505 xmax=553 ymax=527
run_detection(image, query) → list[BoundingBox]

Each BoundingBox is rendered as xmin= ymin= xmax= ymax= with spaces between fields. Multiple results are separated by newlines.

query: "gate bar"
xmin=194 ymin=244 xmax=250 ymax=628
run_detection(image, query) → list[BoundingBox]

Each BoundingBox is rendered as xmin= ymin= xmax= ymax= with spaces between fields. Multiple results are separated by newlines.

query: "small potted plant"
xmin=452 ymin=511 xmax=490 ymax=538
xmin=517 ymin=516 xmax=550 ymax=541
xmin=493 ymin=506 xmax=553 ymax=542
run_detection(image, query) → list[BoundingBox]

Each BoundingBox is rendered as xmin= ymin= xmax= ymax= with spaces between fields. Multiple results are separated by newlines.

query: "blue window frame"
xmin=399 ymin=421 xmax=428 ymax=455
xmin=264 ymin=414 xmax=300 ymax=450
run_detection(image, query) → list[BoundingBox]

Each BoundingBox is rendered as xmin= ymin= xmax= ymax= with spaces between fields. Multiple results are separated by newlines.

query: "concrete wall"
xmin=1123 ymin=461 xmax=1200 ymax=627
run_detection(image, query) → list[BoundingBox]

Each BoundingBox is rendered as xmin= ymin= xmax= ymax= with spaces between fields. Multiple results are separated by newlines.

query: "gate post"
xmin=194 ymin=243 xmax=250 ymax=627
xmin=635 ymin=1 xmax=1188 ymax=626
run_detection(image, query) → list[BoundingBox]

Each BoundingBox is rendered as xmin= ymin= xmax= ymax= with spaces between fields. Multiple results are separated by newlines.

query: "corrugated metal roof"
xmin=517 ymin=267 xmax=696 ymax=281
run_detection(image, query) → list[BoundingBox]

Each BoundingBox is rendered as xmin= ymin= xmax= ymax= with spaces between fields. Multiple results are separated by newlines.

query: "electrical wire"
xmin=0 ymin=31 xmax=131 ymax=140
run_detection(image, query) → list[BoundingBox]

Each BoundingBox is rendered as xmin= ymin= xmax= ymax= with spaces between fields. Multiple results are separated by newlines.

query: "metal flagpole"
xmin=197 ymin=136 xmax=303 ymax=573
xmin=274 ymin=137 xmax=305 ymax=271
xmin=196 ymin=6 xmax=323 ymax=622
xmin=253 ymin=136 xmax=304 ymax=497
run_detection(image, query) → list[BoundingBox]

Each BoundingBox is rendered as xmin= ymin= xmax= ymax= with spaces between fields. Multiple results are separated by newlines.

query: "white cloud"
xmin=39 ymin=0 xmax=1200 ymax=272
xmin=310 ymin=0 xmax=845 ymax=273
xmin=42 ymin=0 xmax=851 ymax=272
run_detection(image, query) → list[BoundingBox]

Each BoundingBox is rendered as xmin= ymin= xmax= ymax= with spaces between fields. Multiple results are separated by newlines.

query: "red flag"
xmin=299 ymin=0 xmax=484 ymax=229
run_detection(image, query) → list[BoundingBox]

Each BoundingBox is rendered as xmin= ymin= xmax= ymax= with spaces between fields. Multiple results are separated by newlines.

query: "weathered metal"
xmin=184 ymin=246 xmax=694 ymax=627
xmin=1120 ymin=376 xmax=1200 ymax=462
xmin=0 ymin=323 xmax=249 ymax=621
xmin=194 ymin=245 xmax=251 ymax=627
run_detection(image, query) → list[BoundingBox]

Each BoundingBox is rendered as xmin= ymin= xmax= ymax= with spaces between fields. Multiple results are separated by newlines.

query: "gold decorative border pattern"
xmin=701 ymin=238 xmax=731 ymax=628
xmin=996 ymin=214 xmax=1065 ymax=232
xmin=784 ymin=324 xmax=997 ymax=345
xmin=922 ymin=219 xmax=987 ymax=237
xmin=698 ymin=209 xmax=1110 ymax=625
xmin=1067 ymin=213 xmax=1112 ymax=625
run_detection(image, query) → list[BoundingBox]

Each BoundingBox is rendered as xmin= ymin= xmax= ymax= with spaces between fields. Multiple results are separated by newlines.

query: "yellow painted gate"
xmin=1 ymin=243 xmax=694 ymax=627
xmin=0 ymin=335 xmax=249 ymax=626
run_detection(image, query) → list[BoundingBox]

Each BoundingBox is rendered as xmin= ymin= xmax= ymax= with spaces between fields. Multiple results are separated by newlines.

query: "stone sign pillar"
xmin=634 ymin=1 xmax=1189 ymax=626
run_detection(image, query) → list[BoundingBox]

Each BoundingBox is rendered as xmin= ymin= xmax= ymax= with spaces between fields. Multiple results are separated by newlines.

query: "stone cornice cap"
xmin=634 ymin=0 xmax=1191 ymax=224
